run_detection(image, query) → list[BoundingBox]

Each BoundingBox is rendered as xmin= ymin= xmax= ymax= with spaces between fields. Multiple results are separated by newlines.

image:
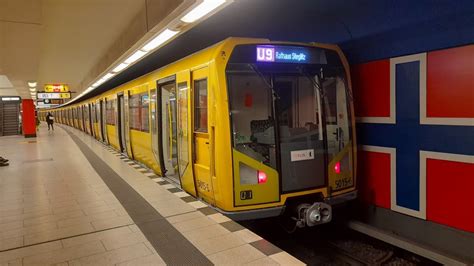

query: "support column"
xmin=22 ymin=99 xmax=36 ymax=138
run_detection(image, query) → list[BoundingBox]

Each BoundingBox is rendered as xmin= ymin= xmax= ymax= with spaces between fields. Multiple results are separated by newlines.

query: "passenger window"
xmin=106 ymin=99 xmax=116 ymax=125
xmin=140 ymin=93 xmax=149 ymax=132
xmin=129 ymin=94 xmax=140 ymax=130
xmin=129 ymin=93 xmax=149 ymax=132
xmin=194 ymin=79 xmax=208 ymax=132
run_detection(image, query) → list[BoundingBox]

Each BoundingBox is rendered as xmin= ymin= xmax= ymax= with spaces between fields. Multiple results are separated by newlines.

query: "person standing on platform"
xmin=0 ymin=156 xmax=9 ymax=167
xmin=46 ymin=112 xmax=54 ymax=131
xmin=36 ymin=115 xmax=40 ymax=131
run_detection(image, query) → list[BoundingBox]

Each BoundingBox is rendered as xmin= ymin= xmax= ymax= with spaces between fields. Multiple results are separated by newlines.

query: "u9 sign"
xmin=256 ymin=46 xmax=275 ymax=62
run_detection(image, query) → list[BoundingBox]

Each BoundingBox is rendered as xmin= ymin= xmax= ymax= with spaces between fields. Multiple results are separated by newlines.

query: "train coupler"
xmin=294 ymin=202 xmax=332 ymax=228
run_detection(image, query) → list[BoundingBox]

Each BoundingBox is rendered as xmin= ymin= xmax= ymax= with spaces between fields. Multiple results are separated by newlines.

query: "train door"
xmin=176 ymin=72 xmax=196 ymax=196
xmin=102 ymin=99 xmax=108 ymax=144
xmin=157 ymin=77 xmax=180 ymax=184
xmin=117 ymin=93 xmax=132 ymax=156
xmin=150 ymin=88 xmax=159 ymax=170
xmin=96 ymin=100 xmax=103 ymax=141
xmin=191 ymin=67 xmax=214 ymax=203
xmin=90 ymin=103 xmax=95 ymax=138
xmin=117 ymin=94 xmax=126 ymax=153
xmin=81 ymin=106 xmax=86 ymax=131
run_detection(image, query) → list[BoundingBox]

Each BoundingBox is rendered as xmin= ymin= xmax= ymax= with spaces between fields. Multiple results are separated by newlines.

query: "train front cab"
xmin=214 ymin=40 xmax=358 ymax=226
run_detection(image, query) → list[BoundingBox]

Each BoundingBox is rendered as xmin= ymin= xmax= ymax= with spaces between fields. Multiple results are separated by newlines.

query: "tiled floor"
xmin=0 ymin=125 xmax=303 ymax=265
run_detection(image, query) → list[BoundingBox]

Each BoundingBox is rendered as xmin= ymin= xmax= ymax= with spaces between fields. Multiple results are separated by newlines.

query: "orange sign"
xmin=44 ymin=84 xmax=69 ymax=93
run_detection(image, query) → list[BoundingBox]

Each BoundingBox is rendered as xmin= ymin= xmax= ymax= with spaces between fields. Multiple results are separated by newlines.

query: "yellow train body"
xmin=42 ymin=38 xmax=357 ymax=224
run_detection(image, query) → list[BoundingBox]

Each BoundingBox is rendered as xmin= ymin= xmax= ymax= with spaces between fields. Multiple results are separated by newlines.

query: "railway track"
xmin=239 ymin=216 xmax=438 ymax=265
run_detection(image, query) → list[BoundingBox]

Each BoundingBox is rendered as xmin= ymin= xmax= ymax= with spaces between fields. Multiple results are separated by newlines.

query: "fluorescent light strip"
xmin=28 ymin=81 xmax=37 ymax=87
xmin=101 ymin=73 xmax=115 ymax=81
xmin=142 ymin=29 xmax=179 ymax=52
xmin=2 ymin=97 xmax=20 ymax=101
xmin=181 ymin=0 xmax=226 ymax=23
xmin=112 ymin=63 xmax=129 ymax=73
xmin=124 ymin=50 xmax=147 ymax=64
xmin=29 ymin=88 xmax=36 ymax=92
xmin=92 ymin=80 xmax=104 ymax=87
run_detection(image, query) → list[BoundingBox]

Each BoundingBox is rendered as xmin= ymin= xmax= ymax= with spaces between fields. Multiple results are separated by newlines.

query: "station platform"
xmin=0 ymin=125 xmax=303 ymax=265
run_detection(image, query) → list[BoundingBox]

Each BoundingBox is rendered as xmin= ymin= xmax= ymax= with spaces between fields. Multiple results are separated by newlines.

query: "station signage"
xmin=37 ymin=92 xmax=71 ymax=99
xmin=39 ymin=99 xmax=63 ymax=104
xmin=36 ymin=102 xmax=59 ymax=108
xmin=44 ymin=84 xmax=69 ymax=93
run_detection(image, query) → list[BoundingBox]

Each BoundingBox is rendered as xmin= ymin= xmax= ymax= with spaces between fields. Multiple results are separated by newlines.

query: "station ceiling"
xmin=1 ymin=0 xmax=473 ymax=103
xmin=85 ymin=0 xmax=473 ymax=103
xmin=0 ymin=0 xmax=144 ymax=98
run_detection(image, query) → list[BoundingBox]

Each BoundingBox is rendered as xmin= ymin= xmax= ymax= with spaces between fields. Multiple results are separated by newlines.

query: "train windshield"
xmin=226 ymin=44 xmax=353 ymax=192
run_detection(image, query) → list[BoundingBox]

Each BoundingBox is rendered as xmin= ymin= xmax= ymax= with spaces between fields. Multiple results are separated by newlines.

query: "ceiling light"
xmin=2 ymin=97 xmax=20 ymax=101
xmin=29 ymin=88 xmax=36 ymax=92
xmin=112 ymin=63 xmax=129 ymax=73
xmin=101 ymin=73 xmax=115 ymax=82
xmin=124 ymin=50 xmax=147 ymax=64
xmin=28 ymin=81 xmax=37 ymax=87
xmin=92 ymin=80 xmax=104 ymax=87
xmin=0 ymin=75 xmax=13 ymax=88
xmin=181 ymin=0 xmax=226 ymax=23
xmin=142 ymin=29 xmax=179 ymax=52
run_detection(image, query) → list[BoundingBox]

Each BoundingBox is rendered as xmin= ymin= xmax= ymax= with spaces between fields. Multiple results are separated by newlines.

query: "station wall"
xmin=351 ymin=44 xmax=474 ymax=233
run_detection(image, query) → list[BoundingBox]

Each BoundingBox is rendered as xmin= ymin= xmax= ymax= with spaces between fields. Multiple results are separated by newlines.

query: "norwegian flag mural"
xmin=352 ymin=45 xmax=474 ymax=233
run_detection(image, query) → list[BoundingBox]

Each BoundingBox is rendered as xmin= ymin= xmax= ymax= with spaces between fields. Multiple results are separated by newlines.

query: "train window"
xmin=177 ymin=82 xmax=189 ymax=176
xmin=129 ymin=94 xmax=140 ymax=130
xmin=321 ymin=76 xmax=351 ymax=160
xmin=106 ymin=99 xmax=116 ymax=125
xmin=91 ymin=103 xmax=96 ymax=123
xmin=227 ymin=70 xmax=276 ymax=168
xmin=129 ymin=93 xmax=149 ymax=132
xmin=140 ymin=93 xmax=149 ymax=132
xmin=194 ymin=79 xmax=208 ymax=132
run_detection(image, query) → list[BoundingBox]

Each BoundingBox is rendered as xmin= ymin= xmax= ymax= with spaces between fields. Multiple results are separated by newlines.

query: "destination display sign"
xmin=44 ymin=84 xmax=69 ymax=93
xmin=37 ymin=92 xmax=71 ymax=99
xmin=257 ymin=45 xmax=312 ymax=63
xmin=227 ymin=44 xmax=337 ymax=66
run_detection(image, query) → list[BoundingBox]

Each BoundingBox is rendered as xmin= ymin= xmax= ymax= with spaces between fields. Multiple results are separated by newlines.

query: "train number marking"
xmin=240 ymin=190 xmax=253 ymax=200
xmin=335 ymin=177 xmax=353 ymax=189
xmin=197 ymin=180 xmax=211 ymax=192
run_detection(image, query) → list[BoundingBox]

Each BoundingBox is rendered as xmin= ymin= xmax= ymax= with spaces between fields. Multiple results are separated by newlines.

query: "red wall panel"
xmin=357 ymin=150 xmax=391 ymax=209
xmin=427 ymin=159 xmax=474 ymax=233
xmin=351 ymin=59 xmax=390 ymax=118
xmin=22 ymin=99 xmax=36 ymax=138
xmin=427 ymin=45 xmax=474 ymax=118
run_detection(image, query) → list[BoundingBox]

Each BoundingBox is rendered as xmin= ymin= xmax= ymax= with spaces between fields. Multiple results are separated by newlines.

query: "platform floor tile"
xmin=1 ymin=124 xmax=304 ymax=265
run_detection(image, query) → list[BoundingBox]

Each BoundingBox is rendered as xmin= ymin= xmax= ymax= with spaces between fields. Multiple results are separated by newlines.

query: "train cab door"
xmin=156 ymin=76 xmax=180 ymax=184
xmin=191 ymin=67 xmax=215 ymax=204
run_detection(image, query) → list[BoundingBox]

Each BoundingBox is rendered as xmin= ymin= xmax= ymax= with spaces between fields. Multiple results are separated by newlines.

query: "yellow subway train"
xmin=41 ymin=38 xmax=357 ymax=227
